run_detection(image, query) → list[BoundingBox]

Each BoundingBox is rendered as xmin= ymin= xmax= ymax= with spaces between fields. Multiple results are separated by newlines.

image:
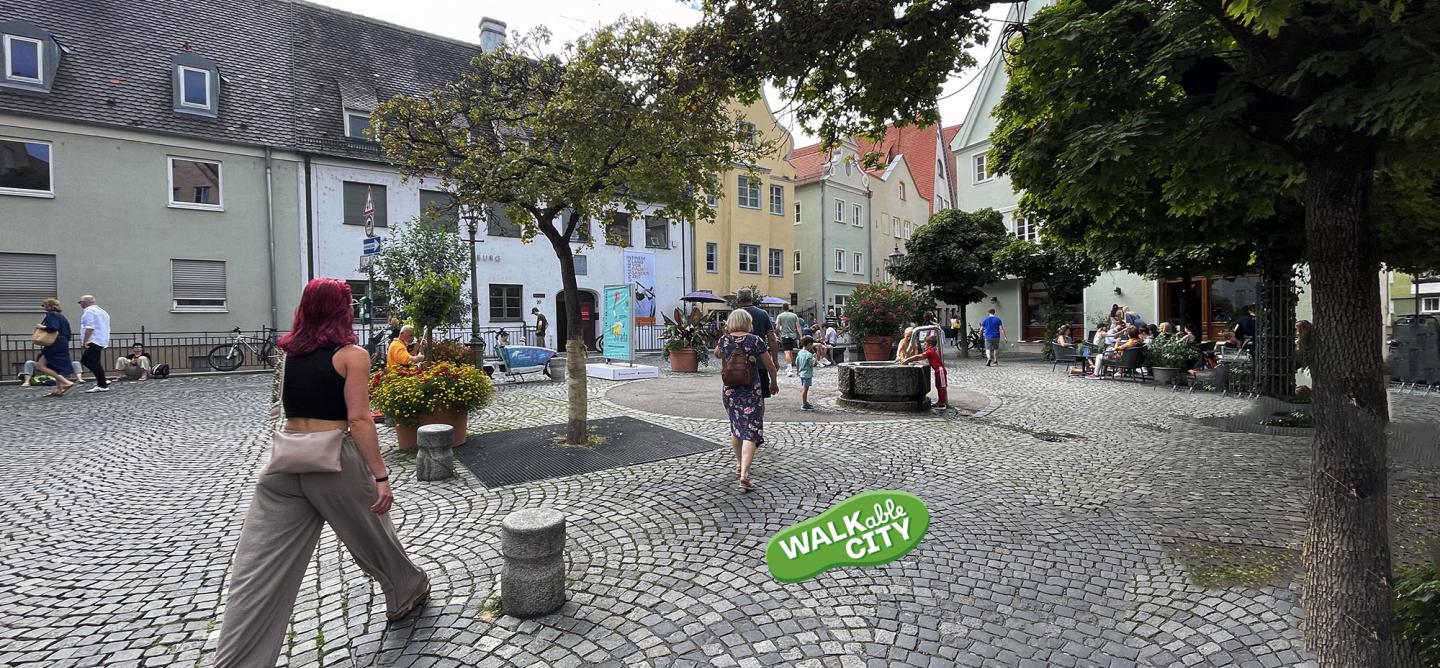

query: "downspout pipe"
xmin=264 ymin=147 xmax=279 ymax=329
xmin=819 ymin=178 xmax=827 ymax=315
xmin=303 ymin=154 xmax=315 ymax=282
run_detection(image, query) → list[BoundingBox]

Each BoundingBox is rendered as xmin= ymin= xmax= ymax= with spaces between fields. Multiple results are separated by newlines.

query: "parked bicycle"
xmin=966 ymin=326 xmax=984 ymax=351
xmin=206 ymin=327 xmax=279 ymax=372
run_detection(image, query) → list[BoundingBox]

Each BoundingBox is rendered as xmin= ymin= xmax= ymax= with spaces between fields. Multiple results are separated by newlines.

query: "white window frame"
xmin=769 ymin=184 xmax=784 ymax=215
xmin=167 ymin=156 xmax=224 ymax=211
xmin=344 ymin=110 xmax=372 ymax=141
xmin=793 ymin=201 xmax=802 ymax=225
xmin=899 ymin=181 xmax=907 ymax=201
xmin=738 ymin=243 xmax=761 ymax=274
xmin=768 ymin=248 xmax=783 ymax=277
xmin=737 ymin=175 xmax=761 ymax=209
xmin=891 ymin=217 xmax=900 ymax=239
xmin=851 ymin=203 xmax=862 ymax=227
xmin=1014 ymin=215 xmax=1039 ymax=241
xmin=171 ymin=259 xmax=228 ymax=313
xmin=1422 ymin=296 xmax=1440 ymax=314
xmin=853 ymin=252 xmax=864 ymax=274
xmin=177 ymin=65 xmax=211 ymax=109
xmin=3 ymin=35 xmax=43 ymax=84
xmin=833 ymin=198 xmax=845 ymax=223
xmin=972 ymin=151 xmax=992 ymax=184
xmin=705 ymin=242 xmax=718 ymax=273
xmin=0 ymin=137 xmax=54 ymax=198
xmin=793 ymin=250 xmax=802 ymax=274
xmin=834 ymin=248 xmax=846 ymax=272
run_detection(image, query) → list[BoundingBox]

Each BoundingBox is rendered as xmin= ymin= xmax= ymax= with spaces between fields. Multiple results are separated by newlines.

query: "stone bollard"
xmin=501 ymin=508 xmax=566 ymax=618
xmin=415 ymin=424 xmax=455 ymax=481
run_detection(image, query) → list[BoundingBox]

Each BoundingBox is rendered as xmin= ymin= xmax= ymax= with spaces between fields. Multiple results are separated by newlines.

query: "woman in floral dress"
xmin=714 ymin=308 xmax=778 ymax=492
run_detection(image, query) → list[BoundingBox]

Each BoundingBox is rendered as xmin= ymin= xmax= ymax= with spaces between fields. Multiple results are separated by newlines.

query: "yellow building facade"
xmin=693 ymin=97 xmax=797 ymax=304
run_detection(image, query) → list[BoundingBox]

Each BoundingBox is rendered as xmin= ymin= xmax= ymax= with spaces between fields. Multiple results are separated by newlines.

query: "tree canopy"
xmin=372 ymin=19 xmax=762 ymax=444
xmin=891 ymin=208 xmax=1009 ymax=309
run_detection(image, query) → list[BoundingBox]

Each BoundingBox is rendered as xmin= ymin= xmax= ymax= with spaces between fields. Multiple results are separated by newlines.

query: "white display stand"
xmin=586 ymin=363 xmax=660 ymax=380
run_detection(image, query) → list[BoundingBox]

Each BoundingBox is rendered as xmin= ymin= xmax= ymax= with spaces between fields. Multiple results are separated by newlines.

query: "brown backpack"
xmin=721 ymin=338 xmax=756 ymax=387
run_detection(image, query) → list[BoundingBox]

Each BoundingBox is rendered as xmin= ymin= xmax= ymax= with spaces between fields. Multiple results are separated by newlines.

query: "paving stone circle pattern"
xmin=3 ymin=353 xmax=1437 ymax=667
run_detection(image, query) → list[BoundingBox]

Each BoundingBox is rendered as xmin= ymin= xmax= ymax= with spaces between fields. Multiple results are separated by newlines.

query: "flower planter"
xmin=860 ymin=336 xmax=895 ymax=362
xmin=668 ymin=347 xmax=699 ymax=372
xmin=396 ymin=410 xmax=469 ymax=450
xmin=1151 ymin=367 xmax=1182 ymax=385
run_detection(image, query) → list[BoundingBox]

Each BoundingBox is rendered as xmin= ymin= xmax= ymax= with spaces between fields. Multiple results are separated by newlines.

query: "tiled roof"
xmin=852 ymin=124 xmax=949 ymax=205
xmin=286 ymin=0 xmax=480 ymax=160
xmin=0 ymin=0 xmax=298 ymax=147
xmin=788 ymin=141 xmax=829 ymax=185
xmin=0 ymin=0 xmax=480 ymax=161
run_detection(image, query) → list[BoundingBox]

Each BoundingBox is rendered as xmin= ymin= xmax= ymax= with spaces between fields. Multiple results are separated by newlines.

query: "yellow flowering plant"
xmin=369 ymin=361 xmax=494 ymax=426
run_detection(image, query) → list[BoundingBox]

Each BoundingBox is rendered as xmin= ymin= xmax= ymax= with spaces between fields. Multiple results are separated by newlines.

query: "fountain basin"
xmin=836 ymin=361 xmax=932 ymax=412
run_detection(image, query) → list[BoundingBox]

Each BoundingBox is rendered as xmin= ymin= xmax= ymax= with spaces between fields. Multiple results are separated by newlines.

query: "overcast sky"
xmin=307 ymin=0 xmax=1006 ymax=146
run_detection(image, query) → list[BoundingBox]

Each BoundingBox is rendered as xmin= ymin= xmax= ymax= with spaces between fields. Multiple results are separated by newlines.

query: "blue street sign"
xmin=363 ymin=236 xmax=382 ymax=255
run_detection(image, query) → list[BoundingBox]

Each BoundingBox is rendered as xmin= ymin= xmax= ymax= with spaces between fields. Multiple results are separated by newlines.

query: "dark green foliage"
xmin=1394 ymin=567 xmax=1440 ymax=666
xmin=891 ymin=209 xmax=1009 ymax=308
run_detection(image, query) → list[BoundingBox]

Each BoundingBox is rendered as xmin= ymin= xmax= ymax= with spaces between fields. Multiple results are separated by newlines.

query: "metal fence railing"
xmin=5 ymin=322 xmax=671 ymax=381
xmin=3 ymin=328 xmax=281 ymax=380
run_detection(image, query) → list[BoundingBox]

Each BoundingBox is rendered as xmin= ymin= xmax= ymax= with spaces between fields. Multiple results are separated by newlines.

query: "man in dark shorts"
xmin=736 ymin=289 xmax=777 ymax=398
xmin=776 ymin=303 xmax=801 ymax=376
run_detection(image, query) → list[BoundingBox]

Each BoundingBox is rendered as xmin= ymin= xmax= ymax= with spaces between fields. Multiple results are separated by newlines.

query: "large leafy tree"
xmin=373 ymin=20 xmax=762 ymax=444
xmin=890 ymin=208 xmax=1009 ymax=357
xmin=695 ymin=0 xmax=1440 ymax=663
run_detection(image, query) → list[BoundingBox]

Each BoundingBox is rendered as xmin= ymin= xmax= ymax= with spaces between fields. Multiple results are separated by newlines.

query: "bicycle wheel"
xmin=207 ymin=344 xmax=245 ymax=371
xmin=260 ymin=343 xmax=278 ymax=368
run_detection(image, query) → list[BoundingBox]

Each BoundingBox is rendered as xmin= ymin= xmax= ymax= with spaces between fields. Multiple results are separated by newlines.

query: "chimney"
xmin=479 ymin=17 xmax=506 ymax=53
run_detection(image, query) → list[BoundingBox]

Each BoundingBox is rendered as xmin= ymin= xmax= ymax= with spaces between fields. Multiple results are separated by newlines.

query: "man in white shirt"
xmin=78 ymin=294 xmax=112 ymax=392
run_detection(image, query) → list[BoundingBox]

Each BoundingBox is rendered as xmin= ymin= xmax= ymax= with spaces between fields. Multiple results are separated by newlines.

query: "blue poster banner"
xmin=602 ymin=284 xmax=633 ymax=361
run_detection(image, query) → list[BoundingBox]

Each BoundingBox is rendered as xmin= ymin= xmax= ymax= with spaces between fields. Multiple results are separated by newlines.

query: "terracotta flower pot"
xmin=860 ymin=336 xmax=895 ymax=361
xmin=395 ymin=410 xmax=469 ymax=450
xmin=668 ymin=347 xmax=699 ymax=372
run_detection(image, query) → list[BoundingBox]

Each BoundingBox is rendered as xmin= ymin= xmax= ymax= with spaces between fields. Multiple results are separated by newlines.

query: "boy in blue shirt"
xmin=796 ymin=335 xmax=817 ymax=410
xmin=981 ymin=308 xmax=1006 ymax=367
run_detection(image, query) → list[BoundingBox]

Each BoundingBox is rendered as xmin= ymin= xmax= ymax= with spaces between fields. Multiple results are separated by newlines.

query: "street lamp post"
xmin=887 ymin=244 xmax=904 ymax=285
xmin=463 ymin=205 xmax=488 ymax=345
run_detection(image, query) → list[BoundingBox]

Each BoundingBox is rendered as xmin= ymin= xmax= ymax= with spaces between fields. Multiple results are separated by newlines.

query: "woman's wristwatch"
xmin=375 ymin=475 xmax=389 ymax=483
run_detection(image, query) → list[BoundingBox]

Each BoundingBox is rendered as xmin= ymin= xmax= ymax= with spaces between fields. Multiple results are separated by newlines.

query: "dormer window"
xmin=0 ymin=20 xmax=61 ymax=93
xmin=344 ymin=110 xmax=372 ymax=141
xmin=170 ymin=53 xmax=219 ymax=117
xmin=3 ymin=35 xmax=41 ymax=83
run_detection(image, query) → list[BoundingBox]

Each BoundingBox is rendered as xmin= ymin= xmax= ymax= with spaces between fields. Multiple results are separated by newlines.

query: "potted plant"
xmin=660 ymin=307 xmax=717 ymax=372
xmin=370 ymin=361 xmax=494 ymax=449
xmin=1144 ymin=335 xmax=1197 ymax=385
xmin=845 ymin=283 xmax=921 ymax=361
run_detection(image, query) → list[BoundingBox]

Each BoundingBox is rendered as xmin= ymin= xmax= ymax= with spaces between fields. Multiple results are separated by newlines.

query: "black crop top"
xmin=282 ymin=347 xmax=350 ymax=421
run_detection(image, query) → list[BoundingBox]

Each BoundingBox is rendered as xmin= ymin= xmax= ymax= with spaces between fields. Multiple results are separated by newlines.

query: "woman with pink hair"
xmin=215 ymin=279 xmax=428 ymax=667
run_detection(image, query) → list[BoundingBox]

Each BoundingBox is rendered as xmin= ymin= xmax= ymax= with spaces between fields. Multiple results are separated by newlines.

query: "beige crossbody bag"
xmin=266 ymin=352 xmax=346 ymax=474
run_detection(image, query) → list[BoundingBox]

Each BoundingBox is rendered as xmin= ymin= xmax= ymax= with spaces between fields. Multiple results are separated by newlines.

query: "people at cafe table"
xmin=1087 ymin=325 xmax=1144 ymax=379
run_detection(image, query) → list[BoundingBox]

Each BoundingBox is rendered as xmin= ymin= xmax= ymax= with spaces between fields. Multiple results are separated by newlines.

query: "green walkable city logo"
xmin=766 ymin=491 xmax=930 ymax=583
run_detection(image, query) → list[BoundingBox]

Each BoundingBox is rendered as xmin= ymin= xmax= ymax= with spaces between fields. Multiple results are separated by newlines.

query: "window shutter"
xmin=172 ymin=259 xmax=227 ymax=302
xmin=0 ymin=252 xmax=56 ymax=311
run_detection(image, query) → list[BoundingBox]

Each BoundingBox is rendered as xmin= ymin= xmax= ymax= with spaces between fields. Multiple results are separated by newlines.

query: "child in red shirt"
xmin=904 ymin=334 xmax=948 ymax=409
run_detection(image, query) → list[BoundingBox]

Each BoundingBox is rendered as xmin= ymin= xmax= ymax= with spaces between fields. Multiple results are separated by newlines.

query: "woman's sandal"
xmin=738 ymin=477 xmax=755 ymax=492
xmin=46 ymin=384 xmax=74 ymax=397
xmin=387 ymin=579 xmax=431 ymax=624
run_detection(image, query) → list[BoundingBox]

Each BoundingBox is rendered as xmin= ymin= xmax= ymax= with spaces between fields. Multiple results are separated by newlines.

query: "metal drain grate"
xmin=454 ymin=416 xmax=721 ymax=488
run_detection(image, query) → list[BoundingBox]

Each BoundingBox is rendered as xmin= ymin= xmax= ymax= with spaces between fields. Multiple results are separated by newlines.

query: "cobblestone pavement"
xmin=2 ymin=353 xmax=1436 ymax=667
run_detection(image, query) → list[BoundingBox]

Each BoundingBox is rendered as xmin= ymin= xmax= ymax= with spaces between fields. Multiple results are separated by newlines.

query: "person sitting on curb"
xmin=114 ymin=343 xmax=152 ymax=381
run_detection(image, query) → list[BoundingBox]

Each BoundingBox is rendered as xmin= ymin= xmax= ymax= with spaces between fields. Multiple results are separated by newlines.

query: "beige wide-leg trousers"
xmin=214 ymin=437 xmax=427 ymax=668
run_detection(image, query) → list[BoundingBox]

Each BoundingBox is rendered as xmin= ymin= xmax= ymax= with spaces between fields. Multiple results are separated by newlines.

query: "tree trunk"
xmin=959 ymin=307 xmax=970 ymax=358
xmin=1299 ymin=140 xmax=1393 ymax=668
xmin=550 ymin=242 xmax=588 ymax=445
xmin=1255 ymin=256 xmax=1299 ymax=398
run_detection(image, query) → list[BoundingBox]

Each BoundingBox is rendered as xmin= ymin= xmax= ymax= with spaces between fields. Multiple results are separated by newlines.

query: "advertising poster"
xmin=602 ymin=284 xmax=632 ymax=361
xmin=624 ymin=251 xmax=657 ymax=325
